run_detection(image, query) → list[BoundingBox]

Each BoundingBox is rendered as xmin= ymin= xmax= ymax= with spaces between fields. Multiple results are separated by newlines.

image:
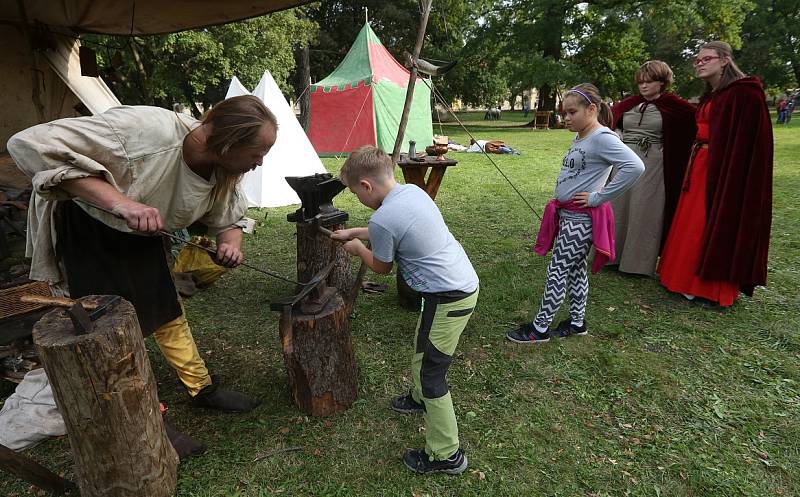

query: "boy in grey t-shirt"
xmin=333 ymin=146 xmax=478 ymax=475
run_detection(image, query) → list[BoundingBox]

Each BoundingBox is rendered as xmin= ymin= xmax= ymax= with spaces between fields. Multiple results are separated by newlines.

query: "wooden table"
xmin=397 ymin=155 xmax=458 ymax=201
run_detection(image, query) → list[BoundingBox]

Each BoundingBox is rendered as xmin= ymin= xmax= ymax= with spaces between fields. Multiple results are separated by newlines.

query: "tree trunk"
xmin=278 ymin=294 xmax=357 ymax=416
xmin=128 ymin=39 xmax=151 ymax=105
xmin=299 ymin=45 xmax=311 ymax=131
xmin=537 ymin=3 xmax=566 ymax=113
xmin=296 ymin=222 xmax=354 ymax=297
xmin=33 ymin=296 xmax=178 ymax=497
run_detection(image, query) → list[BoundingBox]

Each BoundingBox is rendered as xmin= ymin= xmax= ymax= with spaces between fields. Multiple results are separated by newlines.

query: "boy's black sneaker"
xmin=390 ymin=393 xmax=425 ymax=414
xmin=554 ymin=319 xmax=588 ymax=338
xmin=403 ymin=448 xmax=468 ymax=475
xmin=506 ymin=322 xmax=550 ymax=343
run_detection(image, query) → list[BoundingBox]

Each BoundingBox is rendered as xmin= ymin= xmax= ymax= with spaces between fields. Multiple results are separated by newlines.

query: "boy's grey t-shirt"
xmin=555 ymin=126 xmax=644 ymax=206
xmin=369 ymin=184 xmax=479 ymax=294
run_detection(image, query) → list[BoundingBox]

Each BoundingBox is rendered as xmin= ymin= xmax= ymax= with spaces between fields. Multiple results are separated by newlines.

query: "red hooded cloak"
xmin=697 ymin=77 xmax=773 ymax=295
xmin=611 ymin=93 xmax=696 ymax=245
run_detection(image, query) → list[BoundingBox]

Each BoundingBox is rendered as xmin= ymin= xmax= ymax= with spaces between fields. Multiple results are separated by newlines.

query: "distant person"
xmin=332 ymin=146 xmax=479 ymax=475
xmin=609 ymin=60 xmax=696 ymax=276
xmin=786 ymin=95 xmax=795 ymax=123
xmin=658 ymin=41 xmax=773 ymax=307
xmin=506 ymin=83 xmax=643 ymax=344
xmin=776 ymin=97 xmax=788 ymax=124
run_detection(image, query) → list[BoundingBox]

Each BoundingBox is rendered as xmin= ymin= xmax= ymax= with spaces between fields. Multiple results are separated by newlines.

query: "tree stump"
xmin=296 ymin=222 xmax=355 ymax=296
xmin=278 ymin=293 xmax=357 ymax=416
xmin=32 ymin=296 xmax=178 ymax=497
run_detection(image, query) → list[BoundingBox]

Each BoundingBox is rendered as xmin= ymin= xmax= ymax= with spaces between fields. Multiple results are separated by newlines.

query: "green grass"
xmin=3 ymin=111 xmax=799 ymax=496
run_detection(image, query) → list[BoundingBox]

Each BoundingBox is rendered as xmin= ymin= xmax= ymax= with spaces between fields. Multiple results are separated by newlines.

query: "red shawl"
xmin=698 ymin=77 xmax=773 ymax=295
xmin=611 ymin=93 xmax=696 ymax=246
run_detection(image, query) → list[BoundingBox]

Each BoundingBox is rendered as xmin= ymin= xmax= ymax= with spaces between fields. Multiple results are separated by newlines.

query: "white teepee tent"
xmin=225 ymin=71 xmax=326 ymax=207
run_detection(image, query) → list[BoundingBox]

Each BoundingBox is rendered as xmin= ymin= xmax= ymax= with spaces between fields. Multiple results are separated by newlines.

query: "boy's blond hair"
xmin=339 ymin=146 xmax=394 ymax=186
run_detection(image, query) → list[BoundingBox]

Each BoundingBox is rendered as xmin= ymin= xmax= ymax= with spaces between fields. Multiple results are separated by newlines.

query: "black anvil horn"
xmin=285 ymin=173 xmax=349 ymax=226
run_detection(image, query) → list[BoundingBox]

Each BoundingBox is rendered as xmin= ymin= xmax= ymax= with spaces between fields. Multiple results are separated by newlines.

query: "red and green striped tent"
xmin=308 ymin=23 xmax=433 ymax=156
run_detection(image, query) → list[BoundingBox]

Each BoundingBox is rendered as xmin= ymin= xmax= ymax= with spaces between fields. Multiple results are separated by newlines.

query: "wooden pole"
xmin=33 ymin=296 xmax=178 ymax=497
xmin=390 ymin=0 xmax=434 ymax=162
xmin=0 ymin=443 xmax=77 ymax=495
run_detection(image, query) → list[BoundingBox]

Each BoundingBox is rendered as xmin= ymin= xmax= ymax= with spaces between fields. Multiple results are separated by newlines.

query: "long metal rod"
xmin=73 ymin=200 xmax=307 ymax=286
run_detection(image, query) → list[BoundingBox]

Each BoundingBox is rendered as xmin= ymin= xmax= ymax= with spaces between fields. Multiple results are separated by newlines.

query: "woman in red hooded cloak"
xmin=658 ymin=41 xmax=773 ymax=306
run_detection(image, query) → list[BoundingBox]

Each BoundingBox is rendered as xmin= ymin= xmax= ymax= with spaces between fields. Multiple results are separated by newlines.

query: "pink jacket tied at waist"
xmin=534 ymin=199 xmax=616 ymax=274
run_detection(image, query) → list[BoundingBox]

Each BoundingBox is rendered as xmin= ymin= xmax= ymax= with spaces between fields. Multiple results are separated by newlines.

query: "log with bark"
xmin=277 ymin=293 xmax=357 ymax=416
xmin=33 ymin=296 xmax=178 ymax=497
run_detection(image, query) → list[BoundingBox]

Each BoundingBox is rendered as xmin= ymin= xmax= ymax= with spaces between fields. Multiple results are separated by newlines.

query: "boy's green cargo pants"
xmin=411 ymin=287 xmax=479 ymax=460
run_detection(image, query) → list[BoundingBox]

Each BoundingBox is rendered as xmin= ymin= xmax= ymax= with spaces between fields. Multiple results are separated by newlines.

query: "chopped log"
xmin=0 ymin=442 xmax=77 ymax=495
xmin=296 ymin=222 xmax=355 ymax=297
xmin=278 ymin=293 xmax=357 ymax=416
xmin=32 ymin=296 xmax=178 ymax=497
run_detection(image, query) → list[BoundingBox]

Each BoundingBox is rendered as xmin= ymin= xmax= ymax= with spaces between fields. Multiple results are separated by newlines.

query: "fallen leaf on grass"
xmin=278 ymin=426 xmax=290 ymax=434
xmin=470 ymin=469 xmax=486 ymax=480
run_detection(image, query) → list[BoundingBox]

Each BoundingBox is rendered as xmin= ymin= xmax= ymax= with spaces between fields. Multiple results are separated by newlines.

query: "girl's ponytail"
xmin=565 ymin=83 xmax=612 ymax=127
xmin=597 ymin=101 xmax=613 ymax=128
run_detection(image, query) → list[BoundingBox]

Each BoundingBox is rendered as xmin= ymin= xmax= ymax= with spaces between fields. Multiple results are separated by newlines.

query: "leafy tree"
xmin=639 ymin=0 xmax=754 ymax=97
xmin=738 ymin=0 xmax=800 ymax=92
xmin=85 ymin=11 xmax=315 ymax=114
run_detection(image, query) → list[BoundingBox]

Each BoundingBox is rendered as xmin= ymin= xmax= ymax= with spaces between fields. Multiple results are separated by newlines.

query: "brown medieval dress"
xmin=611 ymin=103 xmax=666 ymax=275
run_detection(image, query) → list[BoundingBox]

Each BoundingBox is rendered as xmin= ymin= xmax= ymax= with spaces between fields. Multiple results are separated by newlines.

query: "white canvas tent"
xmin=225 ymin=71 xmax=327 ymax=207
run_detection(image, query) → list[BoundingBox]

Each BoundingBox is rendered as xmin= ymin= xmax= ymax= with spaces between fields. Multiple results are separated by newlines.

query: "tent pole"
xmin=391 ymin=0 xmax=433 ymax=163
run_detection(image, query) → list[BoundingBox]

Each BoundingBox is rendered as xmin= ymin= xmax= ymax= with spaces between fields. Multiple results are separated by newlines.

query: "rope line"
xmin=421 ymin=78 xmax=542 ymax=220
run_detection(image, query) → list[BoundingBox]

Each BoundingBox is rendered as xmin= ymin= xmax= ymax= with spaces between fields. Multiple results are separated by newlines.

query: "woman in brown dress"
xmin=610 ymin=61 xmax=696 ymax=275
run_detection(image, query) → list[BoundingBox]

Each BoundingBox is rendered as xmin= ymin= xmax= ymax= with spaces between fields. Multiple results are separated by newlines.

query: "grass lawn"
xmin=2 ymin=111 xmax=799 ymax=496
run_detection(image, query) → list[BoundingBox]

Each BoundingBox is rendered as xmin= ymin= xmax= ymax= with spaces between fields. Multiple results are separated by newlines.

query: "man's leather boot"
xmin=189 ymin=380 xmax=261 ymax=412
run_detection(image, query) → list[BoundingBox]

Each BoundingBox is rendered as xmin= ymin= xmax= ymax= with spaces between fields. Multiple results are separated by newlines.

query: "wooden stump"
xmin=278 ymin=293 xmax=357 ymax=416
xmin=32 ymin=296 xmax=178 ymax=497
xmin=296 ymin=222 xmax=355 ymax=296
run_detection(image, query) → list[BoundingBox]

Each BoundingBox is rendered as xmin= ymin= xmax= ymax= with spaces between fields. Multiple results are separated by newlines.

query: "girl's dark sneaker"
xmin=390 ymin=393 xmax=425 ymax=414
xmin=506 ymin=322 xmax=550 ymax=343
xmin=403 ymin=448 xmax=468 ymax=475
xmin=554 ymin=319 xmax=588 ymax=338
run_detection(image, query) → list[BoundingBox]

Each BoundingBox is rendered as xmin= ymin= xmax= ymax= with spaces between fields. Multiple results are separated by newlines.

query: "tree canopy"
xmin=85 ymin=11 xmax=315 ymax=115
xmin=82 ymin=1 xmax=798 ymax=113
